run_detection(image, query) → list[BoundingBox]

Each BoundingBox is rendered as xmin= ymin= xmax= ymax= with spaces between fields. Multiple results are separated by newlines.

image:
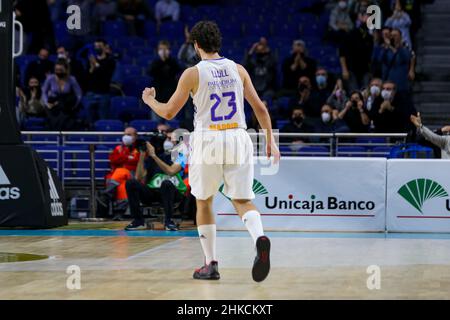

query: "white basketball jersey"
xmin=192 ymin=58 xmax=247 ymax=131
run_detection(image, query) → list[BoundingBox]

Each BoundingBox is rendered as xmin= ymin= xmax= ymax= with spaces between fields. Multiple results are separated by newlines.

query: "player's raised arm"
xmin=142 ymin=67 xmax=198 ymax=120
xmin=237 ymin=64 xmax=280 ymax=162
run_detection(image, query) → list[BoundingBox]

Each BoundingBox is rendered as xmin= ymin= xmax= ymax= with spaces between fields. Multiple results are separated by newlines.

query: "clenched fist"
xmin=142 ymin=87 xmax=156 ymax=105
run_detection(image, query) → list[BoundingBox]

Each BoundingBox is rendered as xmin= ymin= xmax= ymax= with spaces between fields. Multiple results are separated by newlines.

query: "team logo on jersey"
xmin=0 ymin=165 xmax=21 ymax=200
xmin=47 ymin=168 xmax=64 ymax=216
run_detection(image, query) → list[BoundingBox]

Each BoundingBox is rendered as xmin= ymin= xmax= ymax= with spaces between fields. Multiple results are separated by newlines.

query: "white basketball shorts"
xmin=189 ymin=128 xmax=255 ymax=200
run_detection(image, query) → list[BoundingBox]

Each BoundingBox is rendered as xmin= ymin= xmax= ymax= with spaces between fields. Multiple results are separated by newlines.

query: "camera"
xmin=135 ymin=132 xmax=167 ymax=154
xmin=298 ymin=83 xmax=308 ymax=92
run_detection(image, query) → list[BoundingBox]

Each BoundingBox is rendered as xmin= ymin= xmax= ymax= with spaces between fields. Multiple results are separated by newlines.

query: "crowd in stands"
xmin=14 ymin=0 xmax=422 ymax=136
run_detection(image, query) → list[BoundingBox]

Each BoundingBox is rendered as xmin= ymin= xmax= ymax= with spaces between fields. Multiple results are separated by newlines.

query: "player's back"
xmin=192 ymin=57 xmax=247 ymax=131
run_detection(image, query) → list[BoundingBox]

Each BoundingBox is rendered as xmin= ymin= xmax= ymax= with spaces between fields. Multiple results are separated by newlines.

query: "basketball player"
xmin=142 ymin=21 xmax=280 ymax=282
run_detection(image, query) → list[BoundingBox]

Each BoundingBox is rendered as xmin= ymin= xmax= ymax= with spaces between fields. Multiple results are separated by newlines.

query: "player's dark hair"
xmin=189 ymin=21 xmax=222 ymax=53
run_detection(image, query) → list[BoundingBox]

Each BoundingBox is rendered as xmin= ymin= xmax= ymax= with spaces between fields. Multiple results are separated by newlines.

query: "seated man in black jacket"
xmin=369 ymin=80 xmax=415 ymax=133
xmin=125 ymin=132 xmax=187 ymax=231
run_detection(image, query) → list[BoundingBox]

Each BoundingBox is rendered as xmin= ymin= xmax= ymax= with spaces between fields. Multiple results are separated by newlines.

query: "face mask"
xmin=321 ymin=112 xmax=331 ymax=123
xmin=94 ymin=48 xmax=103 ymax=55
xmin=335 ymin=89 xmax=342 ymax=98
xmin=370 ymin=85 xmax=380 ymax=96
xmin=381 ymin=89 xmax=392 ymax=100
xmin=57 ymin=53 xmax=67 ymax=60
xmin=55 ymin=72 xmax=66 ymax=78
xmin=293 ymin=115 xmax=303 ymax=124
xmin=163 ymin=140 xmax=174 ymax=152
xmin=158 ymin=49 xmax=170 ymax=59
xmin=338 ymin=1 xmax=347 ymax=9
xmin=316 ymin=75 xmax=327 ymax=87
xmin=122 ymin=135 xmax=134 ymax=146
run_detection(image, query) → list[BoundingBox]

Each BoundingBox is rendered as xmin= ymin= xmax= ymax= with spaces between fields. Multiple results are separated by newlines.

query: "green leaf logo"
xmin=219 ymin=179 xmax=268 ymax=200
xmin=397 ymin=178 xmax=448 ymax=213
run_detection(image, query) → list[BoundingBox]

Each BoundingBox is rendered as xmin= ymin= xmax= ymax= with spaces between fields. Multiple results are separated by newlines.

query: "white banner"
xmin=386 ymin=159 xmax=450 ymax=232
xmin=213 ymin=157 xmax=386 ymax=231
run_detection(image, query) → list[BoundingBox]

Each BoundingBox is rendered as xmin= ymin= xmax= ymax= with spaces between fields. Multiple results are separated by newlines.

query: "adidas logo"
xmin=48 ymin=168 xmax=63 ymax=217
xmin=0 ymin=165 xmax=21 ymax=200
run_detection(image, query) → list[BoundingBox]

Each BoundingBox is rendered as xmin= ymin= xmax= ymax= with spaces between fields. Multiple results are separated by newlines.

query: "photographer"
xmin=337 ymin=91 xmax=370 ymax=132
xmin=125 ymin=131 xmax=187 ymax=231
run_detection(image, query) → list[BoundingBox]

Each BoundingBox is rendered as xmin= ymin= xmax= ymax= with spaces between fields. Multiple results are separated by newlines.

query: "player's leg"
xmin=222 ymin=129 xmax=271 ymax=282
xmin=193 ymin=196 xmax=220 ymax=280
xmin=231 ymin=199 xmax=271 ymax=282
xmin=231 ymin=199 xmax=264 ymax=244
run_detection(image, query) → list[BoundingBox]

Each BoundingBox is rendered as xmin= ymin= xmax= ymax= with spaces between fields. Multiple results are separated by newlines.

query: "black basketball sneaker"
xmin=193 ymin=261 xmax=220 ymax=280
xmin=252 ymin=236 xmax=271 ymax=282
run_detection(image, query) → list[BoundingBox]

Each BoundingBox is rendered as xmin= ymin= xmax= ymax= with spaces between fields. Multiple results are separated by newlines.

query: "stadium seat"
xmin=355 ymin=137 xmax=388 ymax=146
xmin=122 ymin=64 xmax=143 ymax=78
xmin=135 ymin=55 xmax=154 ymax=70
xmin=337 ymin=146 xmax=368 ymax=157
xmin=371 ymin=146 xmax=392 ymax=158
xmin=130 ymin=120 xmax=158 ymax=132
xmin=103 ymin=20 xmax=127 ymax=37
xmin=122 ymin=76 xmax=153 ymax=97
xmin=158 ymin=21 xmax=184 ymax=39
xmin=276 ymin=97 xmax=291 ymax=110
xmin=276 ymin=120 xmax=289 ymax=129
xmin=110 ymin=96 xmax=139 ymax=114
xmin=94 ymin=120 xmax=124 ymax=132
xmin=117 ymin=36 xmax=146 ymax=49
xmin=23 ymin=117 xmax=46 ymax=131
xmin=296 ymin=146 xmax=330 ymax=157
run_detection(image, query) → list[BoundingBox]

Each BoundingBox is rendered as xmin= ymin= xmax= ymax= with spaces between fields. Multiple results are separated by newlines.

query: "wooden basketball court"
xmin=1 ymin=226 xmax=450 ymax=299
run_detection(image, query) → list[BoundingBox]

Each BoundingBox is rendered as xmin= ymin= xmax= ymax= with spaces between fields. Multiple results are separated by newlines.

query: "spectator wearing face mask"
xmin=56 ymin=46 xmax=87 ymax=91
xmin=328 ymin=0 xmax=354 ymax=45
xmin=369 ymin=80 xmax=415 ymax=133
xmin=337 ymin=91 xmax=370 ymax=132
xmin=315 ymin=67 xmax=333 ymax=106
xmin=410 ymin=113 xmax=450 ymax=159
xmin=148 ymin=41 xmax=182 ymax=108
xmin=385 ymin=1 xmax=412 ymax=49
xmin=24 ymin=48 xmax=54 ymax=84
xmin=371 ymin=27 xmax=392 ymax=78
xmin=244 ymin=37 xmax=278 ymax=98
xmin=289 ymin=76 xmax=324 ymax=118
xmin=281 ymin=40 xmax=317 ymax=96
xmin=281 ymin=107 xmax=314 ymax=143
xmin=327 ymin=78 xmax=349 ymax=111
xmin=380 ymin=28 xmax=415 ymax=93
xmin=85 ymin=39 xmax=116 ymax=124
xmin=97 ymin=127 xmax=142 ymax=218
xmin=42 ymin=60 xmax=83 ymax=130
xmin=18 ymin=77 xmax=46 ymax=119
xmin=315 ymin=104 xmax=349 ymax=133
xmin=363 ymin=78 xmax=382 ymax=112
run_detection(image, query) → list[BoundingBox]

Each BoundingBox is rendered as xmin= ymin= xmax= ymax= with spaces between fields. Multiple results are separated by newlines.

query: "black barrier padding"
xmin=33 ymin=150 xmax=68 ymax=227
xmin=0 ymin=145 xmax=68 ymax=228
xmin=0 ymin=0 xmax=22 ymax=145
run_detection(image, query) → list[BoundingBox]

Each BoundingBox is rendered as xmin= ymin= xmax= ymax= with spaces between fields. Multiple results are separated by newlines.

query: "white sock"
xmin=197 ymin=224 xmax=217 ymax=264
xmin=242 ymin=210 xmax=264 ymax=244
